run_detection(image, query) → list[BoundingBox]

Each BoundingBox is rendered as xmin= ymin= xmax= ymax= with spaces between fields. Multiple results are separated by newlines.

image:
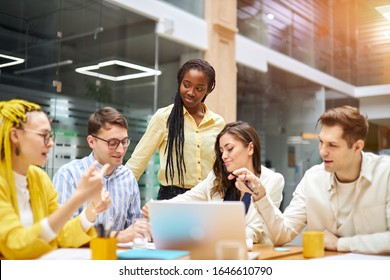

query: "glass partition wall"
xmin=0 ymin=0 xmax=201 ymax=204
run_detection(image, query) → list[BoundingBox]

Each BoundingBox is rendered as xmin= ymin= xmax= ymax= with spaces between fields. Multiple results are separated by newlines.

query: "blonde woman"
xmin=0 ymin=99 xmax=111 ymax=259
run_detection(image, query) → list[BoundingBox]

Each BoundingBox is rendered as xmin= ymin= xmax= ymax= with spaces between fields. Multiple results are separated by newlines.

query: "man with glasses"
xmin=53 ymin=107 xmax=150 ymax=243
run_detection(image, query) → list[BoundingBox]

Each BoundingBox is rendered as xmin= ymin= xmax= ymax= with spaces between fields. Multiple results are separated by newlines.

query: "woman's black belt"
xmin=161 ymin=185 xmax=190 ymax=195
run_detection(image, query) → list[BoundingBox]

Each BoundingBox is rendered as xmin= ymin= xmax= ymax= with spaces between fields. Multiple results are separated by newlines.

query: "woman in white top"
xmin=143 ymin=121 xmax=284 ymax=243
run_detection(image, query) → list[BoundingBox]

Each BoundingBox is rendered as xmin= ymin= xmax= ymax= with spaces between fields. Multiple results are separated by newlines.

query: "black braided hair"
xmin=164 ymin=58 xmax=216 ymax=187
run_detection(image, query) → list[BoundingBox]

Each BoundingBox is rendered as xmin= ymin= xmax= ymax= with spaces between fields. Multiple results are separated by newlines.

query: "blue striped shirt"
xmin=53 ymin=152 xmax=142 ymax=230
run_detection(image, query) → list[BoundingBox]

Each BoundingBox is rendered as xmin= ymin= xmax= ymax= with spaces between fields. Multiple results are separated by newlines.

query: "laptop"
xmin=148 ymin=200 xmax=249 ymax=260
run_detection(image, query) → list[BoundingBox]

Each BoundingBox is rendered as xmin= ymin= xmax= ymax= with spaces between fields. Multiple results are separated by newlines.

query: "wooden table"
xmin=0 ymin=244 xmax=342 ymax=260
xmin=252 ymin=244 xmax=342 ymax=260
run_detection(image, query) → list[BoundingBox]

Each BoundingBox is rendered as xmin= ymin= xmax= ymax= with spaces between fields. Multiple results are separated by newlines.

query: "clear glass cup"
xmin=132 ymin=218 xmax=149 ymax=249
xmin=215 ymin=240 xmax=246 ymax=260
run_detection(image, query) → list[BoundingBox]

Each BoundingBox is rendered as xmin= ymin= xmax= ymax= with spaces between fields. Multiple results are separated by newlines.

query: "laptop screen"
xmin=148 ymin=200 xmax=248 ymax=260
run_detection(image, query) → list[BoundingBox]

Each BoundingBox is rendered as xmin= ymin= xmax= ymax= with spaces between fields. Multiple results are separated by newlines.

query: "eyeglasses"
xmin=91 ymin=135 xmax=131 ymax=150
xmin=20 ymin=128 xmax=55 ymax=145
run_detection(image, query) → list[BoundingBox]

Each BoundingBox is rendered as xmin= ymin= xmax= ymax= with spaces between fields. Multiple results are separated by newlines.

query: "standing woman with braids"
xmin=126 ymin=58 xmax=225 ymax=200
xmin=0 ymin=99 xmax=111 ymax=259
xmin=142 ymin=121 xmax=284 ymax=243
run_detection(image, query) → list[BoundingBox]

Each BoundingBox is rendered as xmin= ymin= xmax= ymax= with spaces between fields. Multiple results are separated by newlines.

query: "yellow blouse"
xmin=0 ymin=165 xmax=96 ymax=259
xmin=126 ymin=103 xmax=225 ymax=189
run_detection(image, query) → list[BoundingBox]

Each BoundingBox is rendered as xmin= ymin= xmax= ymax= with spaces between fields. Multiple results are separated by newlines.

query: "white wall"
xmin=359 ymin=95 xmax=390 ymax=122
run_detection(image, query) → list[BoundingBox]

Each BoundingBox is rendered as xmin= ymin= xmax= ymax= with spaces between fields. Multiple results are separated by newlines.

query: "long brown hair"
xmin=211 ymin=121 xmax=262 ymax=198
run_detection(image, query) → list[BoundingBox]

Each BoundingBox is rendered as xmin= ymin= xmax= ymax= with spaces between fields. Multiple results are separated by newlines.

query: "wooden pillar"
xmin=204 ymin=0 xmax=238 ymax=123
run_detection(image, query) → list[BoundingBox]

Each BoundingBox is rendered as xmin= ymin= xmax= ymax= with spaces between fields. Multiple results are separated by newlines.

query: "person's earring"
xmin=15 ymin=144 xmax=20 ymax=156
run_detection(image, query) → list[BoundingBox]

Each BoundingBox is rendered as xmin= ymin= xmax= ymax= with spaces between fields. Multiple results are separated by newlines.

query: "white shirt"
xmin=335 ymin=178 xmax=356 ymax=231
xmin=255 ymin=152 xmax=390 ymax=254
xmin=14 ymin=172 xmax=34 ymax=227
xmin=171 ymin=166 xmax=285 ymax=243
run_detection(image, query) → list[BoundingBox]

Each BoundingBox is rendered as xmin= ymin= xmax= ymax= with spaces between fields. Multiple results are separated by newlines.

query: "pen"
xmin=229 ymin=172 xmax=259 ymax=195
xmin=96 ymin=223 xmax=105 ymax=237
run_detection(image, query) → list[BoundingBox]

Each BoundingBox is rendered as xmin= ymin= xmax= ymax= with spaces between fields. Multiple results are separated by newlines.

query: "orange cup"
xmin=90 ymin=237 xmax=117 ymax=260
xmin=302 ymin=231 xmax=324 ymax=258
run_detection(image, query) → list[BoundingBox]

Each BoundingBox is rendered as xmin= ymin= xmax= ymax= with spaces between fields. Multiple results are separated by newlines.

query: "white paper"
xmin=117 ymin=242 xmax=155 ymax=249
xmin=117 ymin=242 xmax=133 ymax=248
xmin=319 ymin=253 xmax=390 ymax=260
xmin=38 ymin=248 xmax=91 ymax=260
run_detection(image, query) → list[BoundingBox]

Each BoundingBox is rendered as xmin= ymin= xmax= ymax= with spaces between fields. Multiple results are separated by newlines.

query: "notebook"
xmin=148 ymin=200 xmax=248 ymax=260
xmin=117 ymin=248 xmax=189 ymax=260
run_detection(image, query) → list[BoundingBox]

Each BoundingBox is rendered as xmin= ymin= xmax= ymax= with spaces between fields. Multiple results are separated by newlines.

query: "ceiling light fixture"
xmin=375 ymin=5 xmax=390 ymax=21
xmin=14 ymin=60 xmax=73 ymax=75
xmin=0 ymin=54 xmax=25 ymax=68
xmin=267 ymin=14 xmax=275 ymax=20
xmin=75 ymin=60 xmax=162 ymax=81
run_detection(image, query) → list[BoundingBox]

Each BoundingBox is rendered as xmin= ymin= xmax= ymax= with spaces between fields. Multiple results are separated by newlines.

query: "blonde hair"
xmin=0 ymin=99 xmax=41 ymax=210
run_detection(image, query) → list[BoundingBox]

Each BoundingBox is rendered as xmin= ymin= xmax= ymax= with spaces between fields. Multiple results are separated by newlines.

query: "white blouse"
xmin=13 ymin=171 xmax=34 ymax=227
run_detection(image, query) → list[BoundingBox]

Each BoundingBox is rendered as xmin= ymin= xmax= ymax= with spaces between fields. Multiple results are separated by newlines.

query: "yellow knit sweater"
xmin=0 ymin=165 xmax=96 ymax=259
